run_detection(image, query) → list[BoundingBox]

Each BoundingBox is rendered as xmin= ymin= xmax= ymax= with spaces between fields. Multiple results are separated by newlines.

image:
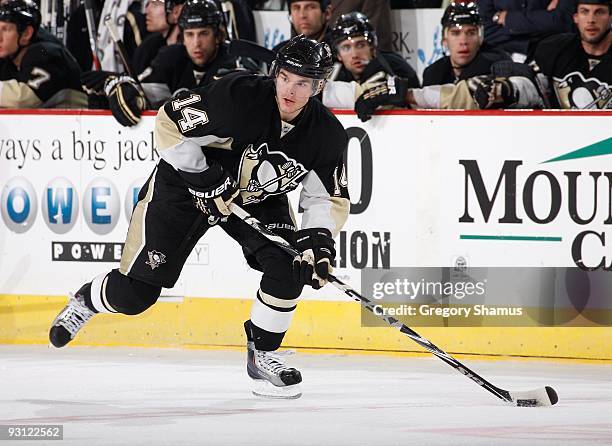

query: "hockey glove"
xmin=468 ymin=75 xmax=517 ymax=109
xmin=354 ymin=76 xmax=409 ymax=122
xmin=105 ymin=75 xmax=146 ymax=127
xmin=180 ymin=163 xmax=241 ymax=220
xmin=81 ymin=70 xmax=117 ymax=95
xmin=292 ymin=228 xmax=335 ymax=290
xmin=360 ymin=57 xmax=392 ymax=82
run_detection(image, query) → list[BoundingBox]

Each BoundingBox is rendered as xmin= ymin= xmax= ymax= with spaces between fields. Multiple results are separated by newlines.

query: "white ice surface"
xmin=1 ymin=346 xmax=611 ymax=445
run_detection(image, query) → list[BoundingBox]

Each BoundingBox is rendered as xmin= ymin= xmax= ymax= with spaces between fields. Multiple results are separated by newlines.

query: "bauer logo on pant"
xmin=146 ymin=250 xmax=167 ymax=270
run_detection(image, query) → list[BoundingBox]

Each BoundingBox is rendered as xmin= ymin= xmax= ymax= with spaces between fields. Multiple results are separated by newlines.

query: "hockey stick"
xmin=228 ymin=203 xmax=559 ymax=407
xmin=84 ymin=0 xmax=101 ymax=70
xmin=104 ymin=17 xmax=151 ymax=109
xmin=104 ymin=16 xmax=136 ymax=78
xmin=220 ymin=0 xmax=239 ymax=40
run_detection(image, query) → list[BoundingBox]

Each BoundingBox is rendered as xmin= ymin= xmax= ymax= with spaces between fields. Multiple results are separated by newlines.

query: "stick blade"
xmin=509 ymin=386 xmax=558 ymax=407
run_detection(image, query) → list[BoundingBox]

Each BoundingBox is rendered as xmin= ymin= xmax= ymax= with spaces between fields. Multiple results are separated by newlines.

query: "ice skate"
xmin=49 ymin=285 xmax=96 ymax=348
xmin=245 ymin=323 xmax=302 ymax=399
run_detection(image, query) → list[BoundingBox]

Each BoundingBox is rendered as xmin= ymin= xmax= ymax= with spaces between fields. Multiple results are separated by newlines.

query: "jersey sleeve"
xmin=299 ymin=125 xmax=350 ymax=237
xmin=139 ymin=45 xmax=185 ymax=106
xmin=532 ymin=34 xmax=572 ymax=78
xmin=16 ymin=44 xmax=75 ymax=104
xmin=408 ymin=82 xmax=479 ymax=109
xmin=0 ymin=79 xmax=41 ymax=108
xmin=154 ymin=73 xmax=256 ymax=174
xmin=384 ymin=52 xmax=420 ymax=88
xmin=322 ymin=80 xmax=358 ymax=108
xmin=155 ymin=92 xmax=233 ymax=173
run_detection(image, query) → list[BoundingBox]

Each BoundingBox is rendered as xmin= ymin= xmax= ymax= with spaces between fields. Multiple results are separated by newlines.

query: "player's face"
xmin=444 ymin=24 xmax=481 ymax=68
xmin=145 ymin=0 xmax=168 ymax=33
xmin=289 ymin=1 xmax=329 ymax=38
xmin=336 ymin=36 xmax=373 ymax=77
xmin=0 ymin=21 xmax=19 ymax=58
xmin=184 ymin=27 xmax=219 ymax=67
xmin=275 ymin=68 xmax=317 ymax=119
xmin=574 ymin=4 xmax=612 ymax=44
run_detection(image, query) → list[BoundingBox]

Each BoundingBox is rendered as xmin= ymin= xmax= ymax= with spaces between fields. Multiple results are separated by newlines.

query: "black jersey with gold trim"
xmin=154 ymin=71 xmax=350 ymax=235
xmin=140 ymin=43 xmax=240 ymax=107
xmin=0 ymin=39 xmax=84 ymax=108
xmin=534 ymin=33 xmax=612 ymax=109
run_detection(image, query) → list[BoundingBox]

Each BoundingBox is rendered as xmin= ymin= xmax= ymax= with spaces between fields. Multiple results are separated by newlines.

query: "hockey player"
xmin=49 ymin=35 xmax=349 ymax=399
xmin=353 ymin=62 xmax=544 ymax=119
xmin=132 ymin=0 xmax=186 ymax=75
xmin=529 ymin=0 xmax=612 ymax=108
xmin=80 ymin=0 xmax=187 ymax=111
xmin=351 ymin=3 xmax=544 ymax=118
xmin=322 ymin=11 xmax=419 ymax=109
xmin=103 ymin=0 xmax=242 ymax=126
xmin=273 ymin=0 xmax=332 ymax=52
xmin=422 ymin=1 xmax=509 ymax=87
xmin=0 ymin=0 xmax=86 ymax=108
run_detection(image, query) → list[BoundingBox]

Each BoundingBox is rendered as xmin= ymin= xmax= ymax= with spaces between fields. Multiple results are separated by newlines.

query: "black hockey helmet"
xmin=441 ymin=1 xmax=482 ymax=28
xmin=330 ymin=12 xmax=377 ymax=49
xmin=286 ymin=0 xmax=331 ymax=11
xmin=0 ymin=0 xmax=41 ymax=34
xmin=165 ymin=0 xmax=188 ymax=16
xmin=576 ymin=0 xmax=611 ymax=11
xmin=178 ymin=0 xmax=223 ymax=30
xmin=272 ymin=34 xmax=334 ymax=79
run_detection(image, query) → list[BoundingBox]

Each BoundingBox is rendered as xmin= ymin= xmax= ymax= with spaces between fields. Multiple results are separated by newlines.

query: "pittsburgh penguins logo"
xmin=238 ymin=143 xmax=308 ymax=205
xmin=554 ymin=72 xmax=612 ymax=109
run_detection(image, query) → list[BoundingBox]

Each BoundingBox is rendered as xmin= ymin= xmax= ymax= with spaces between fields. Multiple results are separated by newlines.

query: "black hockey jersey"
xmin=0 ymin=39 xmax=86 ymax=108
xmin=155 ymin=72 xmax=350 ymax=235
xmin=332 ymin=51 xmax=420 ymax=87
xmin=132 ymin=32 xmax=167 ymax=76
xmin=140 ymin=43 xmax=240 ymax=107
xmin=533 ymin=33 xmax=612 ymax=109
xmin=422 ymin=47 xmax=510 ymax=86
xmin=322 ymin=52 xmax=420 ymax=109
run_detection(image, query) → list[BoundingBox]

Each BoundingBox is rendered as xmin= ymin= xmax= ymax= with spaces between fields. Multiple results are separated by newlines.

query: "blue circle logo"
xmin=1 ymin=177 xmax=37 ymax=233
xmin=83 ymin=178 xmax=121 ymax=235
xmin=42 ymin=177 xmax=79 ymax=234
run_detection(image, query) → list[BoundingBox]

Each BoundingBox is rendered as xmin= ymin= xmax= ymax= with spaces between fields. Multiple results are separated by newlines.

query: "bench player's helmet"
xmin=286 ymin=0 xmax=331 ymax=11
xmin=576 ymin=0 xmax=611 ymax=11
xmin=0 ymin=0 xmax=41 ymax=35
xmin=271 ymin=35 xmax=334 ymax=95
xmin=165 ymin=0 xmax=187 ymax=15
xmin=330 ymin=12 xmax=378 ymax=50
xmin=165 ymin=0 xmax=187 ymax=25
xmin=178 ymin=0 xmax=223 ymax=31
xmin=441 ymin=1 xmax=483 ymax=44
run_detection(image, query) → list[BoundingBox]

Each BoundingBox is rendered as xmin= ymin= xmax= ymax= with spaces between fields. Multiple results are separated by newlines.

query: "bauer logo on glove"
xmin=181 ymin=163 xmax=241 ymax=219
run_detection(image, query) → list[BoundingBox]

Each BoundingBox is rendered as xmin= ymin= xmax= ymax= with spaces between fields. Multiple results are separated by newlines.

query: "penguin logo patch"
xmin=146 ymin=250 xmax=166 ymax=270
xmin=238 ymin=143 xmax=307 ymax=205
xmin=554 ymin=72 xmax=612 ymax=109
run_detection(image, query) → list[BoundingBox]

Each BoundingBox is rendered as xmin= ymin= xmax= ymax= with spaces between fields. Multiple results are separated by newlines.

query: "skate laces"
xmin=256 ymin=350 xmax=293 ymax=375
xmin=57 ymin=293 xmax=95 ymax=336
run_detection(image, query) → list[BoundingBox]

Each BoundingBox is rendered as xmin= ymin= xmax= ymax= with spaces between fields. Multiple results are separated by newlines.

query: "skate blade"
xmin=251 ymin=380 xmax=302 ymax=399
